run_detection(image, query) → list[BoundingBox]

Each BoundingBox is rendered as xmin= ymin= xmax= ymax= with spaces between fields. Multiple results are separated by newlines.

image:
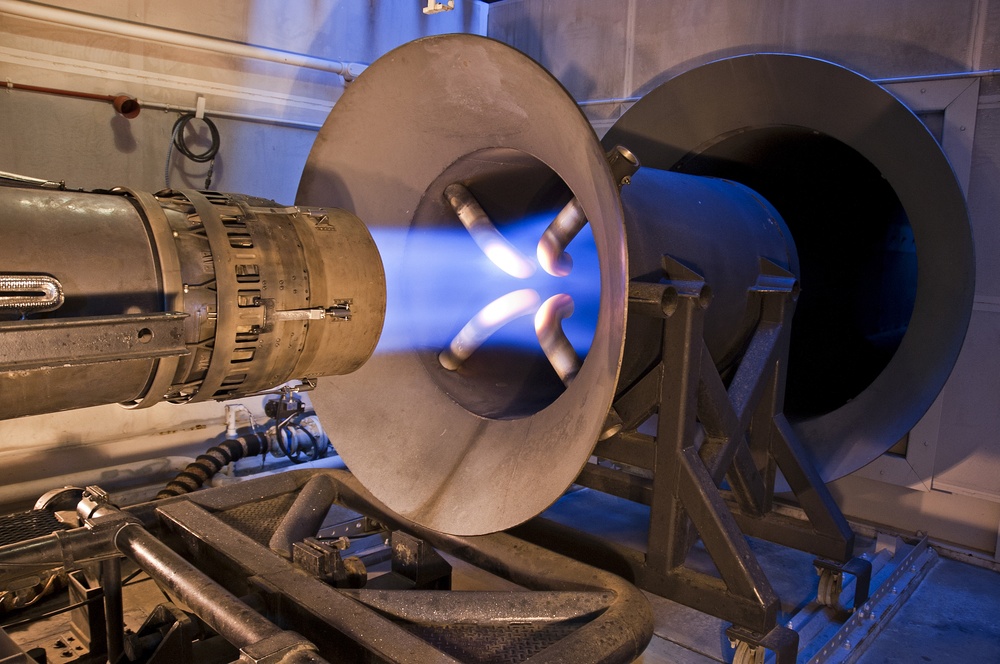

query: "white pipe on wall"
xmin=140 ymin=99 xmax=325 ymax=131
xmin=0 ymin=0 xmax=368 ymax=80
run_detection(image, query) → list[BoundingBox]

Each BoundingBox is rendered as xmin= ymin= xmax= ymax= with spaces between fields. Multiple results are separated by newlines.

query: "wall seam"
xmin=623 ymin=0 xmax=637 ymax=101
xmin=970 ymin=0 xmax=990 ymax=71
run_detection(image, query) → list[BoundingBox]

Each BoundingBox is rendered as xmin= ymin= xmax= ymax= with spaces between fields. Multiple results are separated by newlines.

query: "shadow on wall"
xmin=110 ymin=114 xmax=137 ymax=154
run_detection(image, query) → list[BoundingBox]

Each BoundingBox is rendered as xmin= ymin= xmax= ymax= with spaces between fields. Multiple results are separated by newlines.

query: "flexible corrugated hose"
xmin=156 ymin=433 xmax=266 ymax=499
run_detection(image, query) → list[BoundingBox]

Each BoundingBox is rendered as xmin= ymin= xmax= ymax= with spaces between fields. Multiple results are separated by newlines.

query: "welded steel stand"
xmin=516 ymin=256 xmax=867 ymax=664
xmin=0 ymin=470 xmax=652 ymax=664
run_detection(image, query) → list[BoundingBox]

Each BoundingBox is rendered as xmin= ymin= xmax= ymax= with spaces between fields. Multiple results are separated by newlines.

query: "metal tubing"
xmin=0 ymin=525 xmax=121 ymax=583
xmin=268 ymin=475 xmax=338 ymax=559
xmin=438 ymin=289 xmax=540 ymax=370
xmin=2 ymin=81 xmax=140 ymax=118
xmin=0 ymin=0 xmax=367 ymax=80
xmin=0 ymin=170 xmax=63 ymax=188
xmin=534 ymin=294 xmax=580 ymax=384
xmin=154 ymin=498 xmax=462 ymax=664
xmin=139 ymin=99 xmax=325 ymax=131
xmin=0 ymin=274 xmax=64 ymax=315
xmin=100 ymin=557 xmax=125 ymax=664
xmin=342 ymin=589 xmax=614 ymax=624
xmin=537 ymin=197 xmax=587 ymax=277
xmin=444 ymin=183 xmax=536 ymax=279
xmin=114 ymin=523 xmax=282 ymax=648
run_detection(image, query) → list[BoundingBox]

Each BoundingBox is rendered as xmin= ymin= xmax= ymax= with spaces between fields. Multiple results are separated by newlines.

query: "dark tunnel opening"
xmin=674 ymin=126 xmax=917 ymax=419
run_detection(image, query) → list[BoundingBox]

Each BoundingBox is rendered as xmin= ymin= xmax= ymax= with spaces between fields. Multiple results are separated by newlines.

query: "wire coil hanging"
xmin=165 ymin=112 xmax=220 ymax=189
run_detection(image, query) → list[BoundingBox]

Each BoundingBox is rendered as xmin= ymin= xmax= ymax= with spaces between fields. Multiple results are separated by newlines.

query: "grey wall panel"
xmin=934 ymin=309 xmax=1000 ymax=501
xmin=30 ymin=0 xmax=487 ymax=67
xmin=0 ymin=2 xmax=489 ymax=198
xmin=487 ymin=0 xmax=630 ymax=117
xmin=979 ymin=0 xmax=1000 ymax=69
xmin=631 ymin=0 xmax=790 ymax=93
xmin=491 ymin=0 xmax=984 ymax=100
xmin=831 ymin=473 xmax=1000 ymax=553
xmin=0 ymin=90 xmax=316 ymax=203
xmin=965 ymin=100 xmax=1000 ymax=298
xmin=631 ymin=0 xmax=980 ymax=94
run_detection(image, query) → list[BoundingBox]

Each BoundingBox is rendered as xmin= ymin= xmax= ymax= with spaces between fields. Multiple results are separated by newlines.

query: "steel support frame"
xmin=529 ymin=256 xmax=856 ymax=658
xmin=0 ymin=470 xmax=653 ymax=664
xmin=148 ymin=472 xmax=652 ymax=664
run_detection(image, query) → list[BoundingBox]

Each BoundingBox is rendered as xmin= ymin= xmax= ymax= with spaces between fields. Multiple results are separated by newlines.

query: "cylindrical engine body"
xmin=0 ymin=185 xmax=385 ymax=419
xmin=0 ymin=189 xmax=163 ymax=414
xmin=619 ymin=168 xmax=799 ymax=388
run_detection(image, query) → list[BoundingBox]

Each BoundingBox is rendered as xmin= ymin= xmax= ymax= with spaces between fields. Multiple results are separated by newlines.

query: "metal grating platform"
xmin=403 ymin=621 xmax=587 ymax=664
xmin=0 ymin=510 xmax=69 ymax=547
xmin=214 ymin=492 xmax=297 ymax=545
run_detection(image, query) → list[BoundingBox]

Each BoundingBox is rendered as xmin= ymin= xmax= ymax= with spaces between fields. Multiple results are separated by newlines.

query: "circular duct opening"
xmin=604 ymin=53 xmax=974 ymax=484
xmin=404 ymin=148 xmax=601 ymax=419
xmin=675 ymin=127 xmax=917 ymax=419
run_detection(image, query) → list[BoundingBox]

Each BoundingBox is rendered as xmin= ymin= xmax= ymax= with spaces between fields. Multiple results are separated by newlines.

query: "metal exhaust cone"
xmin=298 ymin=35 xmax=628 ymax=535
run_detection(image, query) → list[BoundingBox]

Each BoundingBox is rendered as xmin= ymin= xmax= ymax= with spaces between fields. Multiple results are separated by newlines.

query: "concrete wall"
xmin=1 ymin=0 xmax=487 ymax=199
xmin=0 ymin=1 xmax=487 ymax=511
xmin=488 ymin=0 xmax=1000 ymax=559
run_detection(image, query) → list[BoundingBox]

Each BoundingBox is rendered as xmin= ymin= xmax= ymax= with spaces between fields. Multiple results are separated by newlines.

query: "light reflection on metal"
xmin=535 ymin=293 xmax=581 ymax=385
xmin=444 ymin=183 xmax=537 ymax=279
xmin=537 ymin=198 xmax=587 ymax=277
xmin=438 ymin=289 xmax=542 ymax=371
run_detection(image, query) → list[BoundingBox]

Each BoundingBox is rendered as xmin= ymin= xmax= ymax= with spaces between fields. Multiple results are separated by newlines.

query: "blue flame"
xmin=370 ymin=211 xmax=601 ymax=357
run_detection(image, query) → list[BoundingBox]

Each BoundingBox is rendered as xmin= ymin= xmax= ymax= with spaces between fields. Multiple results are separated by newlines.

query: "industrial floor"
xmin=7 ymin=483 xmax=1000 ymax=663
xmin=539 ymin=488 xmax=1000 ymax=664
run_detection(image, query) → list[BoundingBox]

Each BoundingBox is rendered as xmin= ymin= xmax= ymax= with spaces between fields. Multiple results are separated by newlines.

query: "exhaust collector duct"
xmin=603 ymin=54 xmax=975 ymax=485
xmin=301 ymin=37 xmax=972 ymax=536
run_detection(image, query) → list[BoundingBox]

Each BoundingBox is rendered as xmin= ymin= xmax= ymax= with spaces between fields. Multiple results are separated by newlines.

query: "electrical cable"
xmin=0 ymin=594 xmax=104 ymax=630
xmin=275 ymin=413 xmax=306 ymax=464
xmin=301 ymin=427 xmax=322 ymax=461
xmin=164 ymin=112 xmax=220 ymax=189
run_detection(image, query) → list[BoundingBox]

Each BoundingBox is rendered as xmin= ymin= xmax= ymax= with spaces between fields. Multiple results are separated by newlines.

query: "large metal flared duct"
xmin=603 ymin=54 xmax=974 ymax=485
xmin=299 ymin=36 xmax=629 ymax=536
xmin=299 ymin=36 xmax=973 ymax=535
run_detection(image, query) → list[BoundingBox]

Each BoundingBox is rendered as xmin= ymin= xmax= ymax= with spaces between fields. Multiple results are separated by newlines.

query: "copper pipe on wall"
xmin=4 ymin=80 xmax=140 ymax=118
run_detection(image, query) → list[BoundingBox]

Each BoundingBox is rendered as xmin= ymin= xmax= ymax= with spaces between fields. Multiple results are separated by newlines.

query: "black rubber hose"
xmin=170 ymin=113 xmax=220 ymax=162
xmin=156 ymin=433 xmax=266 ymax=500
